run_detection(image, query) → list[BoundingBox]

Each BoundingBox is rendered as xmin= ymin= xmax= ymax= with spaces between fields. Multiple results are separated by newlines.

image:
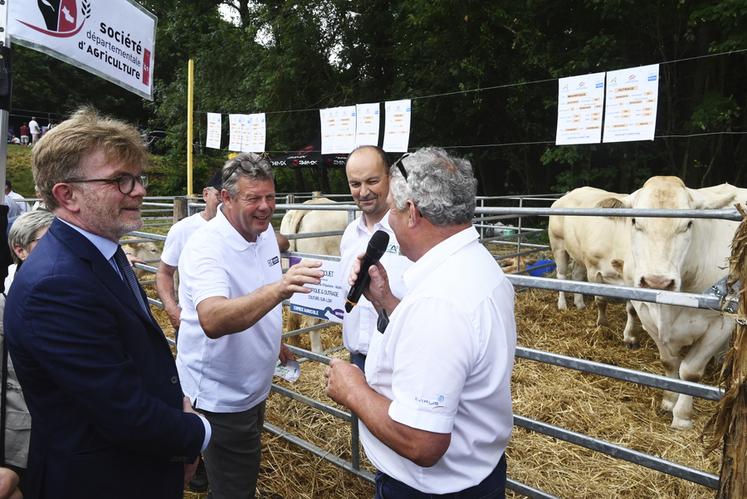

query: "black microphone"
xmin=345 ymin=230 xmax=390 ymax=313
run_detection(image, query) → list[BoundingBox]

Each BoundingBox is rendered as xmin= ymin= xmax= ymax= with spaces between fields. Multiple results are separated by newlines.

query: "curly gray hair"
xmin=389 ymin=148 xmax=476 ymax=225
xmin=221 ymin=152 xmax=274 ymax=198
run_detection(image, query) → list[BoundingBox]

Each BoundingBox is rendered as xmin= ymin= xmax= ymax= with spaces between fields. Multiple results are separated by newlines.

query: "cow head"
xmin=620 ymin=176 xmax=736 ymax=291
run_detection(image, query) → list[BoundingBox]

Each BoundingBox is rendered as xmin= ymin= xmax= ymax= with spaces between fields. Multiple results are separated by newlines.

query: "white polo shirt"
xmin=361 ymin=227 xmax=516 ymax=494
xmin=339 ymin=215 xmax=411 ymax=355
xmin=160 ymin=212 xmax=207 ymax=266
xmin=176 ymin=207 xmax=283 ymax=413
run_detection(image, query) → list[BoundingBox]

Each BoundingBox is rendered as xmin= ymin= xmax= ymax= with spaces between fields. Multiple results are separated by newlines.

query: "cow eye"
xmin=687 ymin=221 xmax=693 ymax=230
xmin=631 ymin=218 xmax=639 ymax=229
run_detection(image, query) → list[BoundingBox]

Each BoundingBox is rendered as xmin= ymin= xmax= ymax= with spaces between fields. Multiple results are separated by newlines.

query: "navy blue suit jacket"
xmin=3 ymin=219 xmax=204 ymax=499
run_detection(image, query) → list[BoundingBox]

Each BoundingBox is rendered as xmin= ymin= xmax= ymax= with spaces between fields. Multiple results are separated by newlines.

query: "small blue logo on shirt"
xmin=268 ymin=256 xmax=279 ymax=266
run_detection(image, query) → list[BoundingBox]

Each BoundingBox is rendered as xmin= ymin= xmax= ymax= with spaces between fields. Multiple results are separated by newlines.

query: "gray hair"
xmin=8 ymin=210 xmax=55 ymax=264
xmin=389 ymin=148 xmax=477 ymax=225
xmin=221 ymin=153 xmax=274 ymax=198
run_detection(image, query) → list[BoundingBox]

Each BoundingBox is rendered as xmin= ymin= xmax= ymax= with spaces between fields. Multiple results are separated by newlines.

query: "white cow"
xmin=618 ymin=176 xmax=742 ymax=429
xmin=548 ymin=187 xmax=643 ymax=347
xmin=122 ymin=240 xmax=161 ymax=279
xmin=280 ymin=198 xmax=349 ymax=353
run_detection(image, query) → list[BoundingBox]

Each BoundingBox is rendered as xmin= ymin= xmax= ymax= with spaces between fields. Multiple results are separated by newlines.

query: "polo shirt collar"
xmin=403 ymin=226 xmax=478 ymax=290
xmin=355 ymin=212 xmax=392 ymax=236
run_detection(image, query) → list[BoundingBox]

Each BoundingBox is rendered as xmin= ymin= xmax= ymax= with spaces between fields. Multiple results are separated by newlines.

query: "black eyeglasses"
xmin=65 ymin=174 xmax=148 ymax=195
xmin=391 ymin=153 xmax=411 ymax=180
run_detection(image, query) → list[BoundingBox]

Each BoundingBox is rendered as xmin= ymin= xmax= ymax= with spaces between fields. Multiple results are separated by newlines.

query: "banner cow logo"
xmin=19 ymin=0 xmax=91 ymax=38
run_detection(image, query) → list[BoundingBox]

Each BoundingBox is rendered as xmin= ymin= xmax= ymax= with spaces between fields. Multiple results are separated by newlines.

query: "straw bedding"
xmin=147 ymin=279 xmax=722 ymax=498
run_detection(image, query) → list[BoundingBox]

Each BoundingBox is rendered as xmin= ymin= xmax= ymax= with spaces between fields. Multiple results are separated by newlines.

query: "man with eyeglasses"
xmin=326 ymin=148 xmax=517 ymax=498
xmin=3 ymin=108 xmax=210 ymax=499
xmin=176 ymin=152 xmax=323 ymax=499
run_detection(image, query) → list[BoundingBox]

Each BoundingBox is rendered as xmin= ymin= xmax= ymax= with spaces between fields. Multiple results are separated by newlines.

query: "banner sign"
xmin=9 ymin=0 xmax=157 ymax=100
xmin=555 ymin=72 xmax=605 ymax=145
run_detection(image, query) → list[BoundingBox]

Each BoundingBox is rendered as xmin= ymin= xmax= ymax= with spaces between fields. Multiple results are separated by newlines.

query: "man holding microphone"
xmin=326 ymin=147 xmax=517 ymax=498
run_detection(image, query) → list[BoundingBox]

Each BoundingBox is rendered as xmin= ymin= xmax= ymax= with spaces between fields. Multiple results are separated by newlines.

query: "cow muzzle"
xmin=639 ymin=274 xmax=678 ymax=291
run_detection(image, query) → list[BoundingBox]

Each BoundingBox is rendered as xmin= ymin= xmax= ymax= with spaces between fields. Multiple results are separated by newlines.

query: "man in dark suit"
xmin=3 ymin=108 xmax=210 ymax=499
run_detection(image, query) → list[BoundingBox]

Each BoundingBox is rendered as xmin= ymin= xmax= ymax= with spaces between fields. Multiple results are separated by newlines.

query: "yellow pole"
xmin=186 ymin=58 xmax=194 ymax=196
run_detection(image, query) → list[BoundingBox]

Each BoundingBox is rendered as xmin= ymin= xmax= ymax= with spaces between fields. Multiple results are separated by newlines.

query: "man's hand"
xmin=165 ymin=304 xmax=181 ymax=330
xmin=325 ymin=358 xmax=367 ymax=407
xmin=0 ymin=467 xmax=22 ymax=499
xmin=181 ymin=397 xmax=202 ymax=485
xmin=278 ymin=342 xmax=295 ymax=365
xmin=184 ymin=456 xmax=200 ymax=487
xmin=349 ymin=254 xmax=398 ymax=314
xmin=276 ymin=259 xmax=323 ymax=300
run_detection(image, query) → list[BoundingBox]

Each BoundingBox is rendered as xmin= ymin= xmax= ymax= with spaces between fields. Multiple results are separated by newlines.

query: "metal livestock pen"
xmin=129 ymin=195 xmax=737 ymax=498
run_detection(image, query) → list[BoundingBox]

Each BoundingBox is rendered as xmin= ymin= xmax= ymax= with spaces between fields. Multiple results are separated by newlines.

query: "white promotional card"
xmin=287 ymin=257 xmax=344 ymax=324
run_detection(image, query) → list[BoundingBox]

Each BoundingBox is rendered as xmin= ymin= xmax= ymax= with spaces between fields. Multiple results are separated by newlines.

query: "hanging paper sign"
xmin=555 ymin=72 xmax=605 ymax=145
xmin=383 ymin=99 xmax=411 ymax=152
xmin=240 ymin=113 xmax=266 ymax=153
xmin=206 ymin=113 xmax=222 ymax=149
xmin=603 ymin=64 xmax=660 ymax=143
xmin=228 ymin=114 xmax=243 ymax=151
xmin=320 ymin=106 xmax=356 ymax=154
xmin=355 ymin=102 xmax=380 ymax=147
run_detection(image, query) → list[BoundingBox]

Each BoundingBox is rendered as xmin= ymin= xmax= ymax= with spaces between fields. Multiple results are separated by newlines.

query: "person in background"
xmin=17 ymin=125 xmax=28 ymax=147
xmin=4 ymin=107 xmax=210 ymax=499
xmin=30 ymin=186 xmax=45 ymax=212
xmin=156 ymin=171 xmax=223 ymax=331
xmin=176 ymin=152 xmax=322 ymax=499
xmin=1 ymin=210 xmax=54 ymax=491
xmin=326 ymin=147 xmax=517 ymax=498
xmin=4 ymin=182 xmax=28 ymax=215
xmin=28 ymin=118 xmax=40 ymax=146
xmin=339 ymin=146 xmax=411 ymax=370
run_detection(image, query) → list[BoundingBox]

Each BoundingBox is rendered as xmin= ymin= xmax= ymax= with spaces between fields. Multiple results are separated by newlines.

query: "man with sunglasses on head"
xmin=3 ymin=108 xmax=211 ymax=499
xmin=327 ymin=148 xmax=517 ymax=498
xmin=176 ymin=152 xmax=323 ymax=499
xmin=339 ymin=146 xmax=411 ymax=370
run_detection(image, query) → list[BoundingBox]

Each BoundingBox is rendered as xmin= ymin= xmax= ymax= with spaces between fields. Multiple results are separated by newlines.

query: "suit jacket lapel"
xmin=50 ymin=220 xmax=165 ymax=338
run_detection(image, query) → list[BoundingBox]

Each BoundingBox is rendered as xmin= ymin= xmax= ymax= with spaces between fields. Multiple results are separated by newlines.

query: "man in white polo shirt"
xmin=339 ymin=145 xmax=411 ymax=370
xmin=156 ymin=170 xmax=222 ymax=330
xmin=326 ymin=147 xmax=516 ymax=498
xmin=177 ymin=153 xmax=323 ymax=499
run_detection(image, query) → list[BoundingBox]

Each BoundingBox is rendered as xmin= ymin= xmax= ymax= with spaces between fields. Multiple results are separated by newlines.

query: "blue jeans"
xmin=375 ymin=453 xmax=506 ymax=499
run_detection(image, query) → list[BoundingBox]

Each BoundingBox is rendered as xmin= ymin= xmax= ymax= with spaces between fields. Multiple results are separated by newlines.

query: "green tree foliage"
xmin=10 ymin=0 xmax=746 ymax=195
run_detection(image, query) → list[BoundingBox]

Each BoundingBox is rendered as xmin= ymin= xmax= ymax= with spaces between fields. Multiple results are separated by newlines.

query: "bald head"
xmin=345 ymin=146 xmax=391 ymax=225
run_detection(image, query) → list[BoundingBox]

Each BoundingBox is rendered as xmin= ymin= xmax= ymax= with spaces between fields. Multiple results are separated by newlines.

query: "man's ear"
xmin=51 ymin=183 xmax=79 ymax=212
xmin=407 ymin=201 xmax=420 ymax=227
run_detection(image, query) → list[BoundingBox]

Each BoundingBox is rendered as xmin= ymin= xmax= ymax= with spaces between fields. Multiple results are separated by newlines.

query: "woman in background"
xmin=1 ymin=209 xmax=54 ymax=491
